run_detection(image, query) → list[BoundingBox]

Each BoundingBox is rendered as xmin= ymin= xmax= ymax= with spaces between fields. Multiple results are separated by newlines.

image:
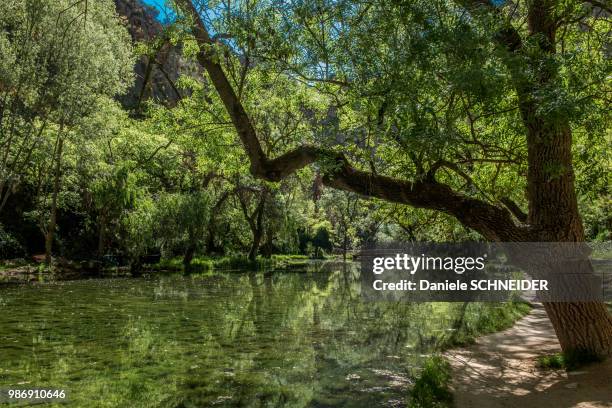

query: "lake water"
xmin=0 ymin=262 xmax=498 ymax=407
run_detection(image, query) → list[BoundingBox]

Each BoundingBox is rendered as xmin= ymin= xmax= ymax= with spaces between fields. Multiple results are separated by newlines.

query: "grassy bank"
xmin=537 ymin=350 xmax=607 ymax=371
xmin=443 ymin=300 xmax=532 ymax=348
xmin=408 ymin=300 xmax=532 ymax=407
xmin=0 ymin=254 xmax=315 ymax=282
xmin=150 ymin=254 xmax=312 ymax=272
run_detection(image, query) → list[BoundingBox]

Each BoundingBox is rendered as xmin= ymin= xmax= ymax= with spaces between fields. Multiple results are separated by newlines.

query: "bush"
xmin=536 ymin=353 xmax=566 ymax=370
xmin=538 ymin=350 xmax=605 ymax=371
xmin=0 ymin=225 xmax=25 ymax=259
xmin=409 ymin=356 xmax=453 ymax=408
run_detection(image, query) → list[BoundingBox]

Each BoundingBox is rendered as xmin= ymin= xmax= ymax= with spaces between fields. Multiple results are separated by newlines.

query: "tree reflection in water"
xmin=0 ymin=262 xmax=516 ymax=407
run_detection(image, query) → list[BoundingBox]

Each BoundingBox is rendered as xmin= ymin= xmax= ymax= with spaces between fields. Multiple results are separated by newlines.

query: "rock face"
xmin=114 ymin=0 xmax=200 ymax=109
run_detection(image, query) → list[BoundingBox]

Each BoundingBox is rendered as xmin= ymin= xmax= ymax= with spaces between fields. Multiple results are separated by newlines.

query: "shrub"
xmin=0 ymin=225 xmax=25 ymax=259
xmin=409 ymin=356 xmax=453 ymax=408
xmin=536 ymin=353 xmax=566 ymax=370
xmin=538 ymin=350 xmax=605 ymax=371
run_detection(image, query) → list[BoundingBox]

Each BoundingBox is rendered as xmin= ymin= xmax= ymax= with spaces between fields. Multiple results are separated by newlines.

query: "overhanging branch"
xmin=174 ymin=0 xmax=530 ymax=242
xmin=500 ymin=197 xmax=528 ymax=223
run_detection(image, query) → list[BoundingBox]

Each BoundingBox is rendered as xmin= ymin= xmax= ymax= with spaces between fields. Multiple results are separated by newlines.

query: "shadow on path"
xmin=446 ymin=304 xmax=612 ymax=408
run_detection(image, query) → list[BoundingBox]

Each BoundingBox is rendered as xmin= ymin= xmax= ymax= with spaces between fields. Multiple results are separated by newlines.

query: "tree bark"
xmin=236 ymin=187 xmax=267 ymax=261
xmin=248 ymin=227 xmax=263 ymax=261
xmin=97 ymin=213 xmax=106 ymax=258
xmin=509 ymin=0 xmax=610 ymax=358
xmin=45 ymin=135 xmax=63 ymax=265
xmin=206 ymin=191 xmax=230 ymax=254
xmin=545 ymin=302 xmax=612 ymax=360
xmin=183 ymin=242 xmax=196 ymax=268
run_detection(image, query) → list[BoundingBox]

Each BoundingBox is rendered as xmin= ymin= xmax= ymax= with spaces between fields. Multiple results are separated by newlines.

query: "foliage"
xmin=0 ymin=0 xmax=134 ymax=211
xmin=444 ymin=301 xmax=532 ymax=347
xmin=311 ymin=222 xmax=333 ymax=257
xmin=536 ymin=353 xmax=567 ymax=370
xmin=537 ymin=349 xmax=606 ymax=371
xmin=0 ymin=0 xmax=609 ymax=264
xmin=152 ymin=191 xmax=211 ymax=257
xmin=0 ymin=223 xmax=24 ymax=258
xmin=153 ymin=253 xmax=309 ymax=272
xmin=408 ymin=356 xmax=453 ymax=408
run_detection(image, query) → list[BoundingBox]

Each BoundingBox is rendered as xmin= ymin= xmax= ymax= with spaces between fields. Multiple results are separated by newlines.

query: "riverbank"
xmin=445 ymin=304 xmax=612 ymax=408
xmin=0 ymin=254 xmax=321 ymax=283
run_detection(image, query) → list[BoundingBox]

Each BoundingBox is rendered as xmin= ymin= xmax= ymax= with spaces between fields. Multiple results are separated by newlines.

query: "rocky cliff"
xmin=114 ymin=0 xmax=200 ymax=109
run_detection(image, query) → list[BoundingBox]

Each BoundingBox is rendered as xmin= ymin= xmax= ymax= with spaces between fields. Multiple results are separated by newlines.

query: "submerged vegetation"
xmin=0 ymin=265 xmax=530 ymax=407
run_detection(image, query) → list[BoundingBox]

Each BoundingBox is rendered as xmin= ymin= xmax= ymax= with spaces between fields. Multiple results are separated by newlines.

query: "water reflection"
xmin=0 ymin=262 xmax=476 ymax=407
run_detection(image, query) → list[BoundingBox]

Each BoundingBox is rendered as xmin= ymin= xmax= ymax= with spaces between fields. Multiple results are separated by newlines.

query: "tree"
xmin=173 ymin=0 xmax=612 ymax=359
xmin=236 ymin=182 xmax=269 ymax=260
xmin=91 ymin=165 xmax=138 ymax=258
xmin=311 ymin=222 xmax=333 ymax=258
xmin=0 ymin=0 xmax=134 ymax=263
xmin=153 ymin=191 xmax=211 ymax=267
xmin=321 ymin=190 xmax=363 ymax=260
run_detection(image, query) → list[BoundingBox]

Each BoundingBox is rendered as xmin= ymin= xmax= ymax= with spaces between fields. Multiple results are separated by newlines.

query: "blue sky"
xmin=139 ymin=0 xmax=507 ymax=24
xmin=141 ymin=0 xmax=175 ymax=23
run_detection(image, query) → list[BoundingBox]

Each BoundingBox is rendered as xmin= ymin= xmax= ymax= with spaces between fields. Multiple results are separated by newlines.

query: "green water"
xmin=0 ymin=262 xmax=496 ymax=407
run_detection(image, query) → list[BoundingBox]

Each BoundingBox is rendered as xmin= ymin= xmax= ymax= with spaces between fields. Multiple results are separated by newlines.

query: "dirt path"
xmin=445 ymin=304 xmax=612 ymax=408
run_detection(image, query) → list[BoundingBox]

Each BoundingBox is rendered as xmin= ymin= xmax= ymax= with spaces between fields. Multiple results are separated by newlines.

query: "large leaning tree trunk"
xmin=477 ymin=0 xmax=612 ymax=359
xmin=175 ymin=0 xmax=612 ymax=358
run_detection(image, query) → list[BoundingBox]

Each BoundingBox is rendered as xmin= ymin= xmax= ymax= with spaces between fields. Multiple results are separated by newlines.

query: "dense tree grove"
xmin=0 ymin=0 xmax=610 ymax=360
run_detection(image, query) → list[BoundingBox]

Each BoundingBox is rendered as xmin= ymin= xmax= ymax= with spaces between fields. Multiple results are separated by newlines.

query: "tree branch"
xmin=583 ymin=0 xmax=612 ymax=15
xmin=455 ymin=0 xmax=524 ymax=52
xmin=174 ymin=0 xmax=530 ymax=242
xmin=500 ymin=197 xmax=528 ymax=223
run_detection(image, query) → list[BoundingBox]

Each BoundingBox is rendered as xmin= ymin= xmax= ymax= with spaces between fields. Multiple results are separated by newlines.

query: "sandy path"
xmin=445 ymin=304 xmax=612 ymax=408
